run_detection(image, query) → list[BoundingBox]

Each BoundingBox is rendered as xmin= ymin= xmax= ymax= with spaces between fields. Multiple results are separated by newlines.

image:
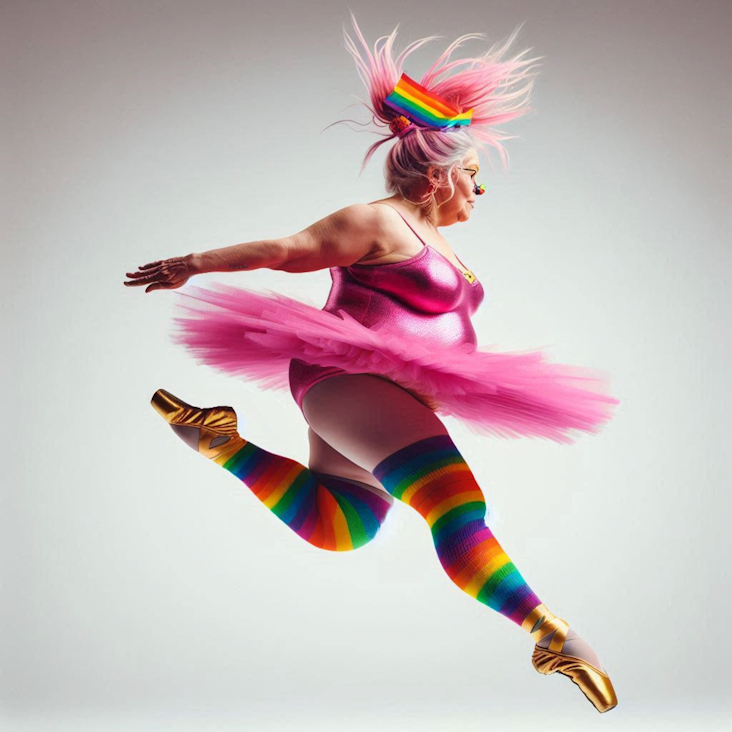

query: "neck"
xmin=393 ymin=195 xmax=441 ymax=230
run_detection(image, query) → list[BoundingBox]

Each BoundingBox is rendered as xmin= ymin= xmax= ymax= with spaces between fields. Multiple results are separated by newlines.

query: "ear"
xmin=426 ymin=164 xmax=443 ymax=182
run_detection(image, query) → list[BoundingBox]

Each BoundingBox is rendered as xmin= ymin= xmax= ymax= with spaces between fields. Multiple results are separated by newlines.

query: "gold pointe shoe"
xmin=523 ymin=605 xmax=618 ymax=713
xmin=150 ymin=388 xmax=246 ymax=462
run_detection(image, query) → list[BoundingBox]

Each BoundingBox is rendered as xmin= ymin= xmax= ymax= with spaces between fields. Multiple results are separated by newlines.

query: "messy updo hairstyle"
xmin=331 ymin=13 xmax=538 ymax=212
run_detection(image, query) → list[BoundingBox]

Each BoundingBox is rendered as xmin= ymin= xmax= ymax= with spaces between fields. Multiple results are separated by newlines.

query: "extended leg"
xmin=302 ymin=374 xmax=617 ymax=712
xmin=151 ymin=389 xmax=393 ymax=552
xmin=302 ymin=375 xmax=543 ymax=625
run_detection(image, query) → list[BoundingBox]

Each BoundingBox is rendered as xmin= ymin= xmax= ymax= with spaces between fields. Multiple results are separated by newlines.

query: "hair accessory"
xmin=389 ymin=114 xmax=415 ymax=138
xmin=385 ymin=73 xmax=473 ymax=131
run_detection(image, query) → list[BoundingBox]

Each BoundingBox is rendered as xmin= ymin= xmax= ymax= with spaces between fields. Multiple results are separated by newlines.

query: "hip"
xmin=288 ymin=359 xmax=439 ymax=412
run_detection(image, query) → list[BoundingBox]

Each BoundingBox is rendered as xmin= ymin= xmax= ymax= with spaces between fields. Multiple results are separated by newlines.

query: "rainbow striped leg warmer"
xmin=372 ymin=435 xmax=545 ymax=628
xmin=212 ymin=441 xmax=393 ymax=552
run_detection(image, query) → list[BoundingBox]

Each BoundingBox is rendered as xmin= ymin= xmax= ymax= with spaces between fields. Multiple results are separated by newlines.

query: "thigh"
xmin=302 ymin=373 xmax=449 ymax=473
xmin=307 ymin=427 xmax=392 ymax=499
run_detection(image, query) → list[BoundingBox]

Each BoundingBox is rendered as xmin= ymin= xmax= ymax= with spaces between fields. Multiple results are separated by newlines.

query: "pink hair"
xmin=331 ymin=13 xmax=539 ymax=200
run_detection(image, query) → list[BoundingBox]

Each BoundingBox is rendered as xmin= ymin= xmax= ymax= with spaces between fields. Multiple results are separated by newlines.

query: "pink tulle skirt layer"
xmin=170 ymin=284 xmax=619 ymax=445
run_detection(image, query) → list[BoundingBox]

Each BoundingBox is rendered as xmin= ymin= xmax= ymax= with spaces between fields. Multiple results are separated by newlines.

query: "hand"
xmin=124 ymin=254 xmax=198 ymax=293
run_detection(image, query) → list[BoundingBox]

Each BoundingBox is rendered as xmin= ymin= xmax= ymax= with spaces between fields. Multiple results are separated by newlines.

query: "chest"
xmin=342 ymin=248 xmax=484 ymax=315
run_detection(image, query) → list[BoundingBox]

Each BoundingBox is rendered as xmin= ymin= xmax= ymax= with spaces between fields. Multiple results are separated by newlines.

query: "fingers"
xmin=145 ymin=283 xmax=168 ymax=293
xmin=124 ymin=278 xmax=170 ymax=292
xmin=124 ymin=275 xmax=180 ymax=292
xmin=125 ymin=260 xmax=167 ymax=287
xmin=124 ymin=268 xmax=168 ymax=287
xmin=125 ymin=264 xmax=162 ymax=280
xmin=124 ymin=257 xmax=187 ymax=290
xmin=124 ymin=274 xmax=159 ymax=287
xmin=125 ymin=256 xmax=183 ymax=278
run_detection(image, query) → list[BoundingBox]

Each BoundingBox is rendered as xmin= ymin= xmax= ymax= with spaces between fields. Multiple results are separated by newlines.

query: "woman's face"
xmin=434 ymin=148 xmax=481 ymax=226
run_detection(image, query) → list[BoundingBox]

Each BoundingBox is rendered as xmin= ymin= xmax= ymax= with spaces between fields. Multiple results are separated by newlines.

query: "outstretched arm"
xmin=124 ymin=204 xmax=384 ymax=292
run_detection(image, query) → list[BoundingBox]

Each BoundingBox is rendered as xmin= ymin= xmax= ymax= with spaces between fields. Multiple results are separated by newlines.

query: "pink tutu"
xmin=170 ymin=283 xmax=619 ymax=445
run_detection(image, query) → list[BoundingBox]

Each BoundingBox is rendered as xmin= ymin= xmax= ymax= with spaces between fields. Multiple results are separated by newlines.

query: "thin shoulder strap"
xmin=372 ymin=202 xmax=428 ymax=248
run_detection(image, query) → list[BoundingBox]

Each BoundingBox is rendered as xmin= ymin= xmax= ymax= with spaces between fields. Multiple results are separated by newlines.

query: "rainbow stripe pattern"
xmin=217 ymin=441 xmax=392 ymax=551
xmin=373 ymin=435 xmax=541 ymax=626
xmin=384 ymin=73 xmax=473 ymax=129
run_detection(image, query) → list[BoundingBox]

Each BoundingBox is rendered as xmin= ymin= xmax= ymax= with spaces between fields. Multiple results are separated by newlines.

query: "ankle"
xmin=521 ymin=603 xmax=565 ymax=644
xmin=210 ymin=433 xmax=248 ymax=465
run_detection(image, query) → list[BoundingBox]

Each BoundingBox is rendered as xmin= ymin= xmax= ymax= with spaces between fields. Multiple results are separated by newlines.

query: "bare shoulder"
xmin=279 ymin=201 xmax=418 ymax=272
xmin=303 ymin=203 xmax=382 ymax=242
xmin=326 ymin=202 xmax=396 ymax=246
xmin=334 ymin=202 xmax=384 ymax=227
xmin=277 ymin=203 xmax=385 ymax=272
xmin=315 ymin=200 xmax=408 ymax=237
xmin=309 ymin=202 xmax=396 ymax=257
xmin=356 ymin=200 xmax=428 ymax=264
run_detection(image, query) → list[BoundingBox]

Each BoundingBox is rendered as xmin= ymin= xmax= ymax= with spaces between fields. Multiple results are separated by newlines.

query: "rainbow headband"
xmin=384 ymin=73 xmax=473 ymax=134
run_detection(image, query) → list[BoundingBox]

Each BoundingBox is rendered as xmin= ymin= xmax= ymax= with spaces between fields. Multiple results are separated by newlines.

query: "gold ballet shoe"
xmin=523 ymin=604 xmax=618 ymax=713
xmin=151 ymin=388 xmax=246 ymax=462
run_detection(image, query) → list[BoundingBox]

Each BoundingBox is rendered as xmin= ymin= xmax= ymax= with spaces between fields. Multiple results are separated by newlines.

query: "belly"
xmin=331 ymin=299 xmax=479 ymax=351
xmin=290 ymin=288 xmax=478 ymax=409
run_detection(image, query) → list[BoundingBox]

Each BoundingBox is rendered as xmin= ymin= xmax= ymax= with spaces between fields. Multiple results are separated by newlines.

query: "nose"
xmin=474 ymin=183 xmax=486 ymax=195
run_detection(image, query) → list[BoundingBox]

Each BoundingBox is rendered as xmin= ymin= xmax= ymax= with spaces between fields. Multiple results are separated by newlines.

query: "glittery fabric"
xmin=289 ymin=242 xmax=484 ymax=407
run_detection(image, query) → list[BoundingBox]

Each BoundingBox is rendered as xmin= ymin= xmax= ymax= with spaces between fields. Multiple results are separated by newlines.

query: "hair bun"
xmin=388 ymin=115 xmax=415 ymax=137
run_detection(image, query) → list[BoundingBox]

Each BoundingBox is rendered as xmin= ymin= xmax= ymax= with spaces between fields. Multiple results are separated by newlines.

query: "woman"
xmin=124 ymin=15 xmax=619 ymax=713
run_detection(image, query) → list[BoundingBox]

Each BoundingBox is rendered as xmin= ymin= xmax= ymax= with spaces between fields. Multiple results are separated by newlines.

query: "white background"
xmin=3 ymin=0 xmax=731 ymax=729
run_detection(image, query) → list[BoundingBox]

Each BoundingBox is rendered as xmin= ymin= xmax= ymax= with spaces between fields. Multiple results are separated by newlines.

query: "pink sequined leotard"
xmin=289 ymin=203 xmax=485 ymax=408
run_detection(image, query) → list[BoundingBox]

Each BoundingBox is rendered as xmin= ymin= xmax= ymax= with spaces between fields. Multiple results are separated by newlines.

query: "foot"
xmin=536 ymin=627 xmax=605 ymax=673
xmin=525 ymin=606 xmax=617 ymax=712
xmin=151 ymin=388 xmax=246 ymax=461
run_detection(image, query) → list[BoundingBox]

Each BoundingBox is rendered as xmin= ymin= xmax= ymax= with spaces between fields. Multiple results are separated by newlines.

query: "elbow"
xmin=270 ymin=233 xmax=319 ymax=273
xmin=265 ymin=238 xmax=296 ymax=271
